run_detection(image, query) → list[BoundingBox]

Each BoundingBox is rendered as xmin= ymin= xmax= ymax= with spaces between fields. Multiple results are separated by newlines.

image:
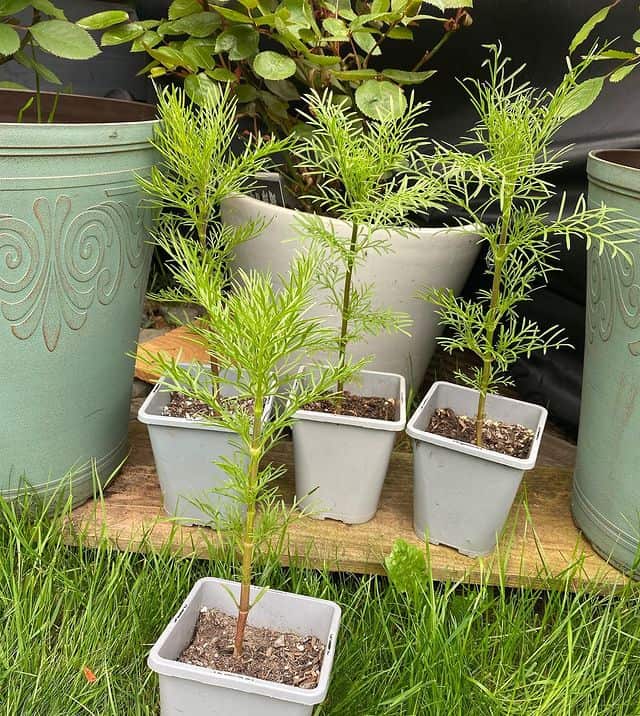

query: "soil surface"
xmin=162 ymin=392 xmax=254 ymax=420
xmin=426 ymin=407 xmax=534 ymax=459
xmin=179 ymin=608 xmax=325 ymax=688
xmin=303 ymin=391 xmax=396 ymax=421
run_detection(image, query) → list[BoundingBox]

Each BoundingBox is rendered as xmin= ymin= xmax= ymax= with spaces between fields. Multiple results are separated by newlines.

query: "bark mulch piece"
xmin=303 ymin=391 xmax=396 ymax=422
xmin=426 ymin=407 xmax=534 ymax=459
xmin=162 ymin=392 xmax=253 ymax=420
xmin=179 ymin=608 xmax=325 ymax=689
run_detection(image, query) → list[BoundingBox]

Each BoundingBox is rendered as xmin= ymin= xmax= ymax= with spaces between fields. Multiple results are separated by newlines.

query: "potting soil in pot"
xmin=178 ymin=608 xmax=324 ymax=688
xmin=162 ymin=393 xmax=254 ymax=420
xmin=303 ymin=392 xmax=396 ymax=421
xmin=427 ymin=408 xmax=534 ymax=459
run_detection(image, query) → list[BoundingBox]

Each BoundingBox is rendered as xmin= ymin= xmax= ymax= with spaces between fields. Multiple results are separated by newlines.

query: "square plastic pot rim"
xmin=137 ymin=365 xmax=274 ymax=435
xmin=290 ymin=366 xmax=407 ymax=432
xmin=406 ymin=381 xmax=547 ymax=471
xmin=147 ymin=577 xmax=341 ymax=706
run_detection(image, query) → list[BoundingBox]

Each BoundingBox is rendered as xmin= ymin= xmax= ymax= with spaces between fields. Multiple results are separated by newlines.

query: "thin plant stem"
xmin=475 ymin=204 xmax=512 ymax=446
xmin=234 ymin=397 xmax=264 ymax=656
xmin=337 ymin=221 xmax=359 ymax=394
xmin=412 ymin=29 xmax=453 ymax=72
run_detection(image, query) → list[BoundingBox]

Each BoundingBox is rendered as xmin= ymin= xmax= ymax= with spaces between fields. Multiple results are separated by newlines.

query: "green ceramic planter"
xmin=573 ymin=149 xmax=640 ymax=578
xmin=0 ymin=90 xmax=157 ymax=507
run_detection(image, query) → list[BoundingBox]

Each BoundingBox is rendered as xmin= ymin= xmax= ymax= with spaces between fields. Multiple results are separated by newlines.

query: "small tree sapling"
xmin=423 ymin=44 xmax=636 ymax=448
xmin=294 ymin=90 xmax=449 ymax=394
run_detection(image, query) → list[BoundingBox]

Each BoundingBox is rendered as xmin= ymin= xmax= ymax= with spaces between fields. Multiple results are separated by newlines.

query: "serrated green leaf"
xmin=149 ymin=65 xmax=166 ymax=77
xmin=371 ymin=0 xmax=389 ymax=12
xmin=182 ymin=38 xmax=216 ymax=69
xmin=148 ymin=45 xmax=193 ymax=70
xmin=264 ymin=78 xmax=299 ymax=100
xmin=633 ymin=28 xmax=640 ymax=45
xmin=31 ymin=0 xmax=66 ymax=19
xmin=355 ymin=79 xmax=406 ymax=119
xmin=558 ymin=76 xmax=604 ymax=119
xmin=387 ymin=26 xmax=413 ymax=40
xmin=381 ymin=68 xmax=435 ymax=84
xmin=253 ymin=50 xmax=296 ymax=80
xmin=235 ymin=83 xmax=257 ymax=102
xmin=207 ymin=67 xmax=236 ymax=81
xmin=215 ymin=26 xmax=259 ymax=61
xmin=159 ymin=12 xmax=220 ymax=38
xmin=611 ymin=63 xmax=638 ymax=83
xmin=131 ymin=30 xmax=162 ymax=52
xmin=331 ymin=69 xmax=377 ymax=81
xmin=593 ymin=49 xmax=637 ymax=60
xmin=184 ymin=72 xmax=220 ymax=104
xmin=30 ymin=20 xmax=99 ymax=59
xmin=303 ymin=51 xmax=340 ymax=66
xmin=77 ymin=10 xmax=130 ymax=30
xmin=322 ymin=17 xmax=348 ymax=37
xmin=168 ymin=0 xmax=202 ymax=20
xmin=211 ymin=5 xmax=253 ymax=23
xmin=0 ymin=23 xmax=20 ymax=56
xmin=14 ymin=49 xmax=61 ymax=83
xmin=353 ymin=30 xmax=380 ymax=55
xmin=101 ymin=22 xmax=145 ymax=47
xmin=569 ymin=3 xmax=615 ymax=55
xmin=0 ymin=1 xmax=31 ymax=16
xmin=384 ymin=539 xmax=426 ymax=594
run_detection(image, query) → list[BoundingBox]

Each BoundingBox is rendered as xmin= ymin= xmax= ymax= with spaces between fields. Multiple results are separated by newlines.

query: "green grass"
xmin=1 ymin=495 xmax=640 ymax=716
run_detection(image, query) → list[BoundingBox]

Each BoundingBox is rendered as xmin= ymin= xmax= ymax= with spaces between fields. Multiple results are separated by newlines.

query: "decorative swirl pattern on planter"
xmin=0 ymin=194 xmax=149 ymax=352
xmin=587 ymin=246 xmax=640 ymax=355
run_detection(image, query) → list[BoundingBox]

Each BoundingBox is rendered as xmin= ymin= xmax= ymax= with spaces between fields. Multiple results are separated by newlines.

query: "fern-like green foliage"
xmin=137 ymin=85 xmax=360 ymax=656
xmin=293 ymin=90 xmax=450 ymax=388
xmin=423 ymin=44 xmax=638 ymax=445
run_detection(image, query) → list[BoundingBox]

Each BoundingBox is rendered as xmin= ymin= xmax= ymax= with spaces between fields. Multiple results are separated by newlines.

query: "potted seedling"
xmin=146 ymin=250 xmax=359 ymax=715
xmin=290 ymin=90 xmax=449 ymax=524
xmin=407 ymin=44 xmax=636 ymax=557
xmin=137 ymin=83 xmax=287 ymax=524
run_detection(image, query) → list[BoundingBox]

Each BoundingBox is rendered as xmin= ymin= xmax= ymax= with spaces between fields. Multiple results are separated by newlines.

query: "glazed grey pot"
xmin=0 ymin=90 xmax=157 ymax=507
xmin=573 ymin=149 xmax=640 ymax=578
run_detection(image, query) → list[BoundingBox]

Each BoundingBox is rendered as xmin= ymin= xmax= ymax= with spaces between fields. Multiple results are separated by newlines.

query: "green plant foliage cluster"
xmin=0 ymin=1 xmax=129 ymax=88
xmin=96 ymin=0 xmax=473 ymax=132
xmin=423 ymin=42 xmax=638 ymax=445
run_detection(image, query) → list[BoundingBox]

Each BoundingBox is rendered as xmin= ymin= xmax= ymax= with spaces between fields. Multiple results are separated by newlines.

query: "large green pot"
xmin=0 ymin=91 xmax=157 ymax=507
xmin=573 ymin=149 xmax=640 ymax=578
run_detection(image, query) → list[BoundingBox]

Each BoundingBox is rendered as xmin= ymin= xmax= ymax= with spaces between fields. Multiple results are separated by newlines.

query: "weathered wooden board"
xmin=67 ymin=412 xmax=629 ymax=591
xmin=91 ymin=326 xmax=630 ymax=590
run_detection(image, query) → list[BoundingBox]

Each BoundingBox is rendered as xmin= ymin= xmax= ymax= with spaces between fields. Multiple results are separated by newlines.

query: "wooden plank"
xmin=67 ymin=412 xmax=628 ymax=592
xmin=120 ymin=326 xmax=627 ymax=590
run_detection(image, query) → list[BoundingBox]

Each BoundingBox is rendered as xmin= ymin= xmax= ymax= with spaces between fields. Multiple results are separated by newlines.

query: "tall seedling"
xmin=294 ymin=91 xmax=449 ymax=392
xmin=138 ymin=84 xmax=288 ymax=394
xmin=424 ymin=44 xmax=637 ymax=447
xmin=148 ymin=253 xmax=359 ymax=656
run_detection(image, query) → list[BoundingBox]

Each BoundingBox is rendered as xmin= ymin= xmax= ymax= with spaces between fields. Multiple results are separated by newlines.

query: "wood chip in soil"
xmin=162 ymin=392 xmax=254 ymax=420
xmin=178 ymin=608 xmax=324 ymax=688
xmin=426 ymin=407 xmax=534 ymax=459
xmin=303 ymin=391 xmax=396 ymax=421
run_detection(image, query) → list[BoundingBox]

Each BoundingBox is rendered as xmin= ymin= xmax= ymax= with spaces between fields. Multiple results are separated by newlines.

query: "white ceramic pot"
xmin=292 ymin=369 xmax=406 ymax=524
xmin=148 ymin=577 xmax=341 ymax=716
xmin=407 ymin=381 xmax=548 ymax=557
xmin=221 ymin=195 xmax=480 ymax=389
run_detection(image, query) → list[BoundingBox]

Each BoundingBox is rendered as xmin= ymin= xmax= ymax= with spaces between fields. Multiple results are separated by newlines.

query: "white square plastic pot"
xmin=406 ymin=381 xmax=547 ymax=557
xmin=138 ymin=366 xmax=272 ymax=525
xmin=148 ymin=577 xmax=341 ymax=716
xmin=292 ymin=370 xmax=406 ymax=524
